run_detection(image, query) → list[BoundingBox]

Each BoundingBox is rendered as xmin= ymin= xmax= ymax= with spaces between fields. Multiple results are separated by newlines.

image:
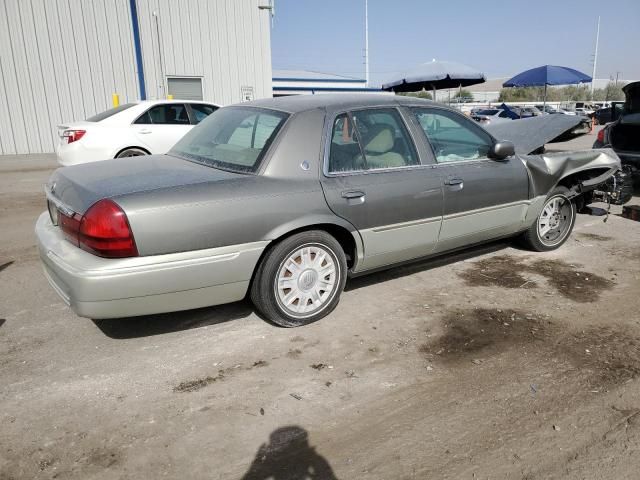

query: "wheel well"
xmin=114 ymin=146 xmax=151 ymax=158
xmin=557 ymin=168 xmax=610 ymax=191
xmin=273 ymin=224 xmax=357 ymax=268
xmin=246 ymin=223 xmax=357 ymax=300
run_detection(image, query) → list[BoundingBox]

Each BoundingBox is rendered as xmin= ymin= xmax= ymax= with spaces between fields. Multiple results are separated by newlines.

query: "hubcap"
xmin=275 ymin=244 xmax=338 ymax=318
xmin=537 ymin=195 xmax=573 ymax=246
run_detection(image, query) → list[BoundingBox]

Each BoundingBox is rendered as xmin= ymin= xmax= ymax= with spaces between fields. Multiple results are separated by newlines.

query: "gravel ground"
xmin=1 ymin=132 xmax=639 ymax=480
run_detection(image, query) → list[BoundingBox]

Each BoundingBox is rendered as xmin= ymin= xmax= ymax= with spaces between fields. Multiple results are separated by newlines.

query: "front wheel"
xmin=520 ymin=186 xmax=576 ymax=252
xmin=250 ymin=231 xmax=347 ymax=327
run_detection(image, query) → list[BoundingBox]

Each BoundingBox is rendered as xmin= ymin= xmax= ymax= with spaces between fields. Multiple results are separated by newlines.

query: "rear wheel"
xmin=251 ymin=231 xmax=347 ymax=327
xmin=520 ymin=186 xmax=576 ymax=251
xmin=115 ymin=147 xmax=148 ymax=158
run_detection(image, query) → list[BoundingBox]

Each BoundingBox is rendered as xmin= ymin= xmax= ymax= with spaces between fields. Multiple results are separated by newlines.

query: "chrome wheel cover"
xmin=275 ymin=243 xmax=339 ymax=319
xmin=537 ymin=195 xmax=573 ymax=246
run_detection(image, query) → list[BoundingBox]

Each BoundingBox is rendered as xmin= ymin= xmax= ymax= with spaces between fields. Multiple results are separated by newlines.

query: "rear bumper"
xmin=35 ymin=213 xmax=268 ymax=319
xmin=56 ymin=141 xmax=114 ymax=166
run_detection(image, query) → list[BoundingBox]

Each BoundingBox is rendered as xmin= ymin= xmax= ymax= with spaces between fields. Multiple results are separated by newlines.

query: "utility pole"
xmin=590 ymin=15 xmax=600 ymax=95
xmin=364 ymin=0 xmax=369 ymax=87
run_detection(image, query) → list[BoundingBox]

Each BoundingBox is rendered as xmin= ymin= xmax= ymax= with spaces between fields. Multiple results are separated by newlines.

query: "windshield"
xmin=86 ymin=103 xmax=136 ymax=122
xmin=476 ymin=109 xmax=499 ymax=115
xmin=171 ymin=107 xmax=289 ymax=173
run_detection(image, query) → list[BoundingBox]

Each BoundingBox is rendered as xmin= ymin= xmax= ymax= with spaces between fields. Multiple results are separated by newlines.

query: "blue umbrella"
xmin=503 ymin=65 xmax=592 ymax=112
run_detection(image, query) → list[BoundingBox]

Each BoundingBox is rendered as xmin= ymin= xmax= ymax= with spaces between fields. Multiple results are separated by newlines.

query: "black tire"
xmin=520 ymin=186 xmax=577 ymax=252
xmin=115 ymin=147 xmax=149 ymax=158
xmin=250 ymin=231 xmax=347 ymax=327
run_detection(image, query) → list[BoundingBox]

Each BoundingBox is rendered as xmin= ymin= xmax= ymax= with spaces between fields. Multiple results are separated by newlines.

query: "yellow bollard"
xmin=112 ymin=93 xmax=120 ymax=108
xmin=167 ymin=94 xmax=174 ymax=100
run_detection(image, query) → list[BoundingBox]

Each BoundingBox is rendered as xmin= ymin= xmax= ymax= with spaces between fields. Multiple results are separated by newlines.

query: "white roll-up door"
xmin=167 ymin=77 xmax=204 ymax=100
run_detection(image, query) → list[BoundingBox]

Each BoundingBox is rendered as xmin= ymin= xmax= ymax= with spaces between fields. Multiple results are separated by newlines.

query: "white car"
xmin=470 ymin=108 xmax=513 ymax=125
xmin=56 ymin=100 xmax=219 ymax=166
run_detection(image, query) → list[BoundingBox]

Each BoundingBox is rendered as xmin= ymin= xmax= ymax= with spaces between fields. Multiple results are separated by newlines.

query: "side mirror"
xmin=490 ymin=140 xmax=515 ymax=160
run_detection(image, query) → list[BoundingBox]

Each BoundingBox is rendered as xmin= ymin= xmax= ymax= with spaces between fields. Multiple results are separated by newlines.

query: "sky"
xmin=270 ymin=0 xmax=640 ymax=87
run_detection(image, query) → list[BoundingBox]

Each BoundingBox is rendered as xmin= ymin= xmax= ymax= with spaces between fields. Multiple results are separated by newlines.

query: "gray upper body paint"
xmin=45 ymin=94 xmax=622 ymax=261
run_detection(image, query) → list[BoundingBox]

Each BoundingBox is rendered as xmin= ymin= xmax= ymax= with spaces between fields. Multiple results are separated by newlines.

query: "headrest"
xmin=363 ymin=124 xmax=394 ymax=154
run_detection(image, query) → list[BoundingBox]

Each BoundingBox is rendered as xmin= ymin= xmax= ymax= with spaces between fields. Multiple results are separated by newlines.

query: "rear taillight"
xmin=58 ymin=211 xmax=82 ymax=244
xmin=57 ymin=199 xmax=138 ymax=258
xmin=597 ymin=128 xmax=605 ymax=143
xmin=62 ymin=129 xmax=86 ymax=144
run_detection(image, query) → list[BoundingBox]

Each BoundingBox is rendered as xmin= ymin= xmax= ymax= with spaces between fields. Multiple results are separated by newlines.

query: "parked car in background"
xmin=37 ymin=95 xmax=630 ymax=327
xmin=574 ymin=107 xmax=593 ymax=117
xmin=56 ymin=100 xmax=219 ymax=166
xmin=575 ymin=103 xmax=595 ymax=117
xmin=520 ymin=106 xmax=542 ymax=117
xmin=535 ymin=105 xmax=561 ymax=114
xmin=471 ymin=108 xmax=513 ymax=125
xmin=593 ymin=81 xmax=640 ymax=173
xmin=594 ymin=102 xmax=625 ymax=124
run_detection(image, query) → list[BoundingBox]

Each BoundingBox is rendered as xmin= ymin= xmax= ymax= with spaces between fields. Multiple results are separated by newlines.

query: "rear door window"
xmin=328 ymin=108 xmax=418 ymax=173
xmin=190 ymin=103 xmax=218 ymax=124
xmin=134 ymin=104 xmax=190 ymax=125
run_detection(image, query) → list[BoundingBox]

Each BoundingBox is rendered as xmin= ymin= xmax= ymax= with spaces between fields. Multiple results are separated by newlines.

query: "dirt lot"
xmin=1 ymin=136 xmax=640 ymax=479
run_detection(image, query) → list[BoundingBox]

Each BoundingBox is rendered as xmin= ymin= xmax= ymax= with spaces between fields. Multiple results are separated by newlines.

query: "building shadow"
xmin=91 ymin=300 xmax=254 ymax=339
xmin=241 ymin=426 xmax=337 ymax=480
xmin=0 ymin=318 xmax=5 ymax=328
xmin=346 ymin=239 xmax=511 ymax=292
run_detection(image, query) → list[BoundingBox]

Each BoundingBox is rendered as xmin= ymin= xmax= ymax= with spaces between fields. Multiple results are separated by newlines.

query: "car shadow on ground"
xmin=346 ymin=239 xmax=512 ymax=292
xmin=91 ymin=300 xmax=254 ymax=339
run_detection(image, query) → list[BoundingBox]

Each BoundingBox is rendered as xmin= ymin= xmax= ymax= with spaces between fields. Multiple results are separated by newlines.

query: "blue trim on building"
xmin=129 ymin=0 xmax=146 ymax=100
xmin=273 ymin=77 xmax=367 ymax=83
xmin=273 ymin=86 xmax=380 ymax=92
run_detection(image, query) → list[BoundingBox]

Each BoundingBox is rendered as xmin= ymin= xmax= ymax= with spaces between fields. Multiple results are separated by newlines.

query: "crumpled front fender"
xmin=522 ymin=148 xmax=622 ymax=197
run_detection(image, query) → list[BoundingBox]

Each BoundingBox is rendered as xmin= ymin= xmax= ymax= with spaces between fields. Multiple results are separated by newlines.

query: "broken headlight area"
xmin=590 ymin=167 xmax=634 ymax=206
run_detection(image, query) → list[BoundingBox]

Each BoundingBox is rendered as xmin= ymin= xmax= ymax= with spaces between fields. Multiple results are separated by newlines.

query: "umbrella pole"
xmin=432 ymin=85 xmax=436 ymax=103
xmin=543 ymin=83 xmax=547 ymax=113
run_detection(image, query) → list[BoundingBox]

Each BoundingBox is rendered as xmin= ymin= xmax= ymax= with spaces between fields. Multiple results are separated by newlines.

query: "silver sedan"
xmin=36 ymin=94 xmax=629 ymax=326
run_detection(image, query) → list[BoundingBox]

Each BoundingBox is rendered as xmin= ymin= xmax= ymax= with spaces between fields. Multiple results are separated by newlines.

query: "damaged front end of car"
xmin=523 ymin=148 xmax=633 ymax=212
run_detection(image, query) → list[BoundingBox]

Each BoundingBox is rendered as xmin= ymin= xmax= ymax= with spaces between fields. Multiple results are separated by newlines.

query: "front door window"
xmin=411 ymin=108 xmax=493 ymax=163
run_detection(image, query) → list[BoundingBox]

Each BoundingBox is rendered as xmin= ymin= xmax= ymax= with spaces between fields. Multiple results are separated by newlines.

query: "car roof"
xmin=136 ymin=99 xmax=219 ymax=106
xmin=235 ymin=93 xmax=442 ymax=114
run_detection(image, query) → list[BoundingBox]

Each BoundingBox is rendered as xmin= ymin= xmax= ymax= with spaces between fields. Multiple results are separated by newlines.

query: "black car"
xmin=593 ymin=82 xmax=640 ymax=172
xmin=594 ymin=102 xmax=625 ymax=125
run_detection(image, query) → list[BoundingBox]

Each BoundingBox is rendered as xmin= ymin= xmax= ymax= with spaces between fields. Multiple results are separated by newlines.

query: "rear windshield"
xmin=475 ymin=109 xmax=499 ymax=115
xmin=170 ymin=107 xmax=289 ymax=173
xmin=86 ymin=103 xmax=136 ymax=122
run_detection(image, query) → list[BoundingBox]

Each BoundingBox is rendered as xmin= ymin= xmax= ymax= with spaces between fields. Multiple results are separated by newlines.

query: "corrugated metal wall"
xmin=0 ymin=0 xmax=272 ymax=154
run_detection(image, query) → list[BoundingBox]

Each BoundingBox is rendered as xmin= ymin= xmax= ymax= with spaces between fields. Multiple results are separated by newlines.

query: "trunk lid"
xmin=46 ymin=154 xmax=245 ymax=214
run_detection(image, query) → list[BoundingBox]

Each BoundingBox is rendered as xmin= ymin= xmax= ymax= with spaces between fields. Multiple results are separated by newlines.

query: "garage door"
xmin=167 ymin=77 xmax=203 ymax=100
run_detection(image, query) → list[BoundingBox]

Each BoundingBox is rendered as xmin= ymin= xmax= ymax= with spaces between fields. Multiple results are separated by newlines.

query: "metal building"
xmin=272 ymin=70 xmax=378 ymax=96
xmin=0 ymin=0 xmax=273 ymax=154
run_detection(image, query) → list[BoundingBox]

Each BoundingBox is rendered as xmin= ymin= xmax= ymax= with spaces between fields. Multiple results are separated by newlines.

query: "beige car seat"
xmin=356 ymin=124 xmax=405 ymax=169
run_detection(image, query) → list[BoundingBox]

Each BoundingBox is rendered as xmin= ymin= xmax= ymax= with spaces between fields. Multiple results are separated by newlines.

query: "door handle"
xmin=341 ymin=190 xmax=365 ymax=199
xmin=444 ymin=177 xmax=463 ymax=186
xmin=341 ymin=190 xmax=365 ymax=205
xmin=138 ymin=129 xmax=152 ymax=134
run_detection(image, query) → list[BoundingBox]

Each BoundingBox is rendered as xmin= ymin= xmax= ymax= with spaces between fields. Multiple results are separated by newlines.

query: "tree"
xmin=453 ymin=89 xmax=473 ymax=101
xmin=397 ymin=90 xmax=433 ymax=100
xmin=592 ymin=82 xmax=626 ymax=101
